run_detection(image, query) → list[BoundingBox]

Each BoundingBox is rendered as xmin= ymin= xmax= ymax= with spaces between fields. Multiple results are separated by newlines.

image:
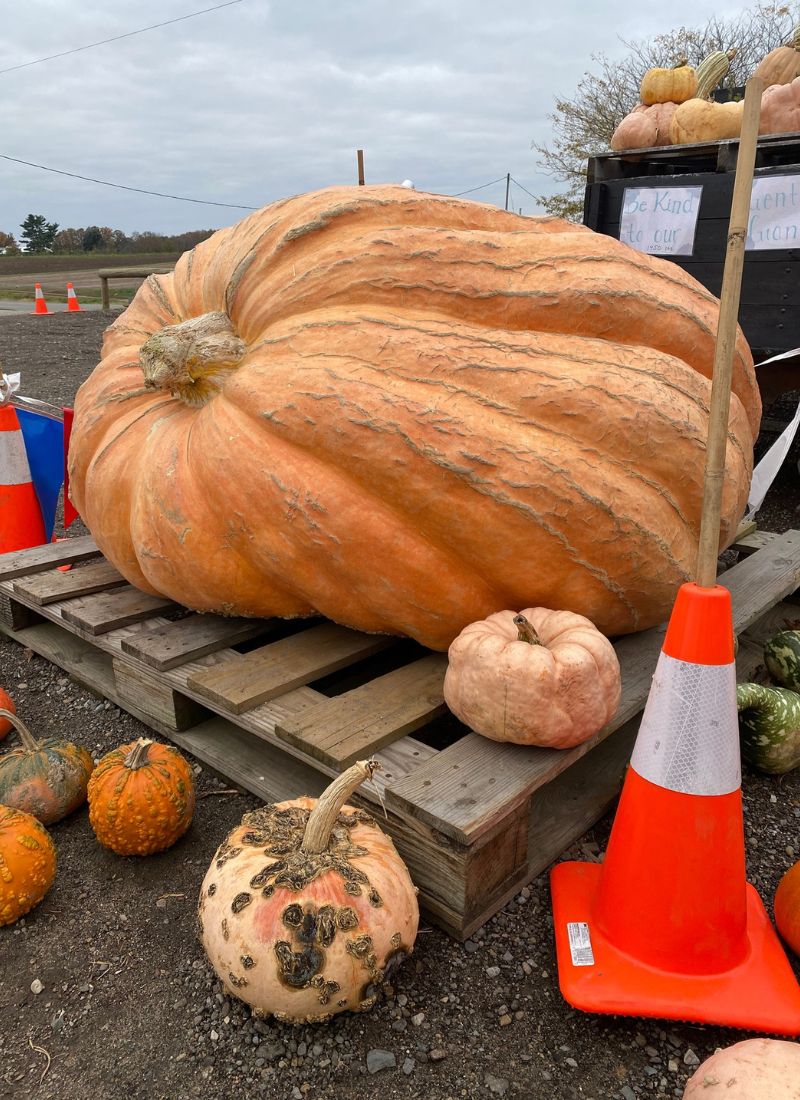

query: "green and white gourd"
xmin=764 ymin=630 xmax=800 ymax=692
xmin=695 ymin=49 xmax=736 ymax=100
xmin=736 ymin=683 xmax=800 ymax=775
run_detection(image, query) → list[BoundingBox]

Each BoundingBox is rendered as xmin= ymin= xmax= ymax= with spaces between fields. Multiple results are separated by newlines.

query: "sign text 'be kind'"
xmin=620 ymin=186 xmax=702 ymax=256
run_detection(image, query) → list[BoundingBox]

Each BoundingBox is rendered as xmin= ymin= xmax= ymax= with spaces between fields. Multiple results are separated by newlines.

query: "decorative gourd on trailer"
xmin=68 ymin=186 xmax=759 ymax=651
xmin=753 ymin=25 xmax=800 ymax=87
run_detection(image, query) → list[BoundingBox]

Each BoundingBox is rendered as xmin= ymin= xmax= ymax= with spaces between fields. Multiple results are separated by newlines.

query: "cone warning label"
xmin=567 ymin=922 xmax=595 ymax=967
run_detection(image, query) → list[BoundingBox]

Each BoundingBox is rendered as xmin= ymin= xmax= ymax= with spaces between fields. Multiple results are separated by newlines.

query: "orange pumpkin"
xmin=774 ymin=860 xmax=800 ymax=957
xmin=760 ymin=75 xmax=800 ymax=136
xmin=199 ymin=760 xmax=418 ymax=1022
xmin=611 ymin=102 xmax=677 ymax=151
xmin=0 ymin=688 xmax=15 ymax=741
xmin=0 ymin=708 xmax=94 ymax=825
xmin=0 ymin=805 xmax=57 ymax=926
xmin=640 ymin=61 xmax=697 ymax=105
xmin=87 ymin=738 xmax=195 ymax=856
xmin=754 ymin=26 xmax=800 ymax=87
xmin=68 ymin=186 xmax=759 ymax=649
xmin=444 ymin=609 xmax=621 ymax=748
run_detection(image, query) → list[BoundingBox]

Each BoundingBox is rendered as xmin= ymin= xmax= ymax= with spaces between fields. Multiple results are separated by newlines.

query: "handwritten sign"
xmin=619 ymin=186 xmax=703 ymax=256
xmin=747 ymin=175 xmax=800 ymax=250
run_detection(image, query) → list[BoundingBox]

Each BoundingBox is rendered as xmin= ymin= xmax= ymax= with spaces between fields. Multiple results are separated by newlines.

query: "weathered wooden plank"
xmin=730 ymin=529 xmax=776 ymax=557
xmin=60 ymin=586 xmax=176 ymax=635
xmin=113 ymin=658 xmax=210 ymax=732
xmin=0 ymin=535 xmax=100 ymax=581
xmin=275 ymin=654 xmax=447 ymax=767
xmin=386 ymin=529 xmax=800 ymax=844
xmin=13 ymin=558 xmax=126 ymax=605
xmin=187 ymin=623 xmax=394 ymax=714
xmin=121 ymin=614 xmax=271 ymax=671
xmin=0 ymin=592 xmax=43 ymax=631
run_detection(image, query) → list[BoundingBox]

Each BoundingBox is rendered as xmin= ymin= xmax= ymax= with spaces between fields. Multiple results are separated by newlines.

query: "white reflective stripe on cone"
xmin=630 ymin=651 xmax=740 ymax=796
xmin=0 ymin=429 xmax=33 ymax=485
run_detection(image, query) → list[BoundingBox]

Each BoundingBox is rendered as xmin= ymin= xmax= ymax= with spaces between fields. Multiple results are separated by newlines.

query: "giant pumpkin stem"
xmin=0 ymin=708 xmax=39 ymax=752
xmin=513 ymin=613 xmax=544 ymax=646
xmin=301 ymin=759 xmax=379 ymax=854
xmin=139 ymin=311 xmax=246 ymax=407
xmin=124 ymin=738 xmax=154 ymax=770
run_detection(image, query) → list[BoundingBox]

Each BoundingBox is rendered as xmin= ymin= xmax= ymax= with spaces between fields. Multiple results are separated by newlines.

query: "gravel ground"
xmin=1 ymin=311 xmax=799 ymax=1100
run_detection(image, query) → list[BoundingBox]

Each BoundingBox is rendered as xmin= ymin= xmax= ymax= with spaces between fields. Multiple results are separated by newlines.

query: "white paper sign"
xmin=620 ymin=186 xmax=702 ymax=256
xmin=747 ymin=175 xmax=800 ymax=250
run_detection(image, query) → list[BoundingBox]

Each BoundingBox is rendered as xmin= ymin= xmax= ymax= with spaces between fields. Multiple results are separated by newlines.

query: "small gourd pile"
xmin=736 ymin=629 xmax=800 ymax=775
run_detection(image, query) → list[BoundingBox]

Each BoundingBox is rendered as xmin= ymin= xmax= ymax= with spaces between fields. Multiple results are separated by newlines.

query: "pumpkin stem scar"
xmin=139 ymin=311 xmax=246 ymax=408
xmin=513 ymin=614 xmax=544 ymax=646
xmin=0 ymin=708 xmax=40 ymax=753
xmin=301 ymin=760 xmax=380 ymax=855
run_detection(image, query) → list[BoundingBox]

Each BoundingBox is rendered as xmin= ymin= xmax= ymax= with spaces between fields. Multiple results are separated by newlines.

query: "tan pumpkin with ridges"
xmin=754 ymin=26 xmax=800 ymax=87
xmin=444 ymin=608 xmax=621 ymax=748
xmin=640 ymin=62 xmax=697 ymax=105
xmin=68 ymin=186 xmax=759 ymax=649
xmin=670 ymin=98 xmax=744 ymax=144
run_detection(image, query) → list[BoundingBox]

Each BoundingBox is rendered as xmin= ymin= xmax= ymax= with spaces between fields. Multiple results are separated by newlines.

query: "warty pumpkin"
xmin=640 ymin=60 xmax=697 ymax=105
xmin=0 ymin=804 xmax=57 ymax=926
xmin=670 ymin=98 xmax=744 ymax=144
xmin=87 ymin=738 xmax=195 ymax=856
xmin=68 ymin=186 xmax=759 ymax=650
xmin=0 ymin=688 xmax=15 ymax=741
xmin=199 ymin=760 xmax=418 ymax=1023
xmin=754 ymin=25 xmax=800 ymax=87
xmin=760 ymin=75 xmax=800 ymax=135
xmin=0 ymin=708 xmax=94 ymax=825
xmin=774 ymin=860 xmax=800 ymax=957
xmin=611 ymin=102 xmax=677 ymax=151
xmin=443 ymin=609 xmax=621 ymax=748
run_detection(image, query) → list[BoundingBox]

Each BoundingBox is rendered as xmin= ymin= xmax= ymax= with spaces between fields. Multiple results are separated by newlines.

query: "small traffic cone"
xmin=31 ymin=284 xmax=50 ymax=315
xmin=65 ymin=283 xmax=82 ymax=312
xmin=0 ymin=402 xmax=47 ymax=552
xmin=551 ymin=581 xmax=800 ymax=1034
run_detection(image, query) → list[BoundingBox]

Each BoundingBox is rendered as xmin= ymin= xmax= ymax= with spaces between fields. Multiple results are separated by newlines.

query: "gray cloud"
xmin=1 ymin=0 xmax=751 ymax=235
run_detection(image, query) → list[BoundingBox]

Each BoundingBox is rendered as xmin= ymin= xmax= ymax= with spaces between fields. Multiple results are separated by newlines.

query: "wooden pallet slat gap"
xmin=275 ymin=653 xmax=448 ymax=767
xmin=186 ymin=622 xmax=395 ymax=714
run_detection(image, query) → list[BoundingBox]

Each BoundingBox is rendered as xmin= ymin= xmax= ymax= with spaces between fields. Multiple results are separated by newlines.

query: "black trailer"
xmin=583 ymin=133 xmax=800 ymax=364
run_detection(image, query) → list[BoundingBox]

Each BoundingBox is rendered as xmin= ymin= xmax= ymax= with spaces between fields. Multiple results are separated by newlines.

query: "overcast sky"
xmin=1 ymin=0 xmax=752 ymax=237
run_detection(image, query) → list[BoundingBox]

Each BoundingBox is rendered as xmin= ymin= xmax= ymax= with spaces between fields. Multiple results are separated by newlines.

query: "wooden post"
xmin=357 ymin=150 xmax=365 ymax=186
xmin=504 ymin=172 xmax=510 ymax=210
xmin=100 ymin=275 xmax=110 ymax=311
xmin=695 ymin=77 xmax=763 ymax=588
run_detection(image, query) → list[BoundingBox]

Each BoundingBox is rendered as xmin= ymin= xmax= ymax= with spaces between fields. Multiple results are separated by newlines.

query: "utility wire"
xmin=509 ymin=175 xmax=538 ymax=202
xmin=0 ymin=153 xmax=257 ymax=210
xmin=453 ymin=176 xmax=507 ymax=197
xmin=0 ymin=0 xmax=244 ymax=77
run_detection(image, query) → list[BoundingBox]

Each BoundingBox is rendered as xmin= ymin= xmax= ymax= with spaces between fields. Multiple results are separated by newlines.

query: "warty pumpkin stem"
xmin=513 ymin=614 xmax=544 ymax=646
xmin=0 ymin=708 xmax=39 ymax=752
xmin=125 ymin=738 xmax=154 ymax=770
xmin=301 ymin=759 xmax=379 ymax=854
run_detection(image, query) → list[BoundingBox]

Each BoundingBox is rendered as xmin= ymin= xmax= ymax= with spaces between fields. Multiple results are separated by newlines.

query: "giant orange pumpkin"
xmin=68 ymin=186 xmax=759 ymax=650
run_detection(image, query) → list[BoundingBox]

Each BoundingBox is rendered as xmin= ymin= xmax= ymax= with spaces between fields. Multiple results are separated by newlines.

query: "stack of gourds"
xmin=611 ymin=28 xmax=800 ymax=150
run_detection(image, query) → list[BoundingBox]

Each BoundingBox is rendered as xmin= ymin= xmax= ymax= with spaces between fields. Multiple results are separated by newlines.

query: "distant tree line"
xmin=0 ymin=214 xmax=215 ymax=255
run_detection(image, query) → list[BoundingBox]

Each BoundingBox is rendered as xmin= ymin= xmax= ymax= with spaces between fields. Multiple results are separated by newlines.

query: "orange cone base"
xmin=551 ymin=860 xmax=800 ymax=1035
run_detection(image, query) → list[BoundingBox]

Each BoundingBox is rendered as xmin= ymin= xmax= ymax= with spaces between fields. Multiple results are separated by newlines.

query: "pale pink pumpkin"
xmin=760 ymin=75 xmax=800 ymax=136
xmin=611 ymin=102 xmax=677 ymax=151
xmin=682 ymin=1038 xmax=800 ymax=1098
xmin=444 ymin=608 xmax=621 ymax=749
xmin=198 ymin=761 xmax=418 ymax=1023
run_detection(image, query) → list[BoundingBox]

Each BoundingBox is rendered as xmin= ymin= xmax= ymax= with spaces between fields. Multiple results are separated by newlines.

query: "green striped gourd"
xmin=736 ymin=683 xmax=800 ymax=775
xmin=695 ymin=49 xmax=737 ymax=100
xmin=764 ymin=630 xmax=800 ymax=692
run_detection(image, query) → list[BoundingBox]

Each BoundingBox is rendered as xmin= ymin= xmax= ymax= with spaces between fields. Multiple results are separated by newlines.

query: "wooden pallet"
xmin=1 ymin=530 xmax=799 ymax=940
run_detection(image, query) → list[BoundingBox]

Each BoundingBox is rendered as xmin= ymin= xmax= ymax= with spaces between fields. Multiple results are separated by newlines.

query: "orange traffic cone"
xmin=0 ymin=402 xmax=47 ymax=552
xmin=65 ymin=283 xmax=82 ymax=312
xmin=31 ymin=284 xmax=50 ymax=315
xmin=551 ymin=581 xmax=800 ymax=1034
